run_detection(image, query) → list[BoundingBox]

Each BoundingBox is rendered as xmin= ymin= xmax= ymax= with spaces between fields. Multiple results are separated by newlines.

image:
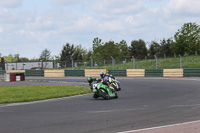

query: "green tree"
xmin=20 ymin=57 xmax=29 ymax=62
xmin=92 ymin=37 xmax=104 ymax=60
xmin=73 ymin=44 xmax=87 ymax=61
xmin=86 ymin=50 xmax=92 ymax=61
xmin=39 ymin=49 xmax=51 ymax=61
xmin=14 ymin=54 xmax=20 ymax=62
xmin=160 ymin=38 xmax=173 ymax=57
xmin=148 ymin=41 xmax=161 ymax=58
xmin=129 ymin=39 xmax=147 ymax=59
xmin=0 ymin=57 xmax=5 ymax=70
xmin=101 ymin=41 xmax=119 ymax=60
xmin=171 ymin=22 xmax=200 ymax=55
xmin=54 ymin=55 xmax=60 ymax=62
xmin=29 ymin=58 xmax=39 ymax=62
xmin=116 ymin=40 xmax=129 ymax=60
xmin=93 ymin=37 xmax=103 ymax=51
xmin=7 ymin=54 xmax=15 ymax=62
xmin=60 ymin=43 xmax=74 ymax=67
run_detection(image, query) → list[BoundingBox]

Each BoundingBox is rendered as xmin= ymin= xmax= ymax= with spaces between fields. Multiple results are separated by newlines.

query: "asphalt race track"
xmin=1 ymin=77 xmax=200 ymax=133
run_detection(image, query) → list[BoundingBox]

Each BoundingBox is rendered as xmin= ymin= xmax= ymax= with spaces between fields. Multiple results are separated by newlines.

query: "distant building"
xmin=5 ymin=61 xmax=54 ymax=70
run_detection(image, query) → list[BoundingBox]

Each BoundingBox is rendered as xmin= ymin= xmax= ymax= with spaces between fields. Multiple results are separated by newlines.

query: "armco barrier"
xmin=184 ymin=69 xmax=200 ymax=77
xmin=85 ymin=69 xmax=106 ymax=77
xmin=65 ymin=70 xmax=84 ymax=76
xmin=145 ymin=69 xmax=163 ymax=77
xmin=108 ymin=70 xmax=126 ymax=76
xmin=25 ymin=70 xmax=44 ymax=77
xmin=163 ymin=69 xmax=183 ymax=77
xmin=127 ymin=69 xmax=145 ymax=77
xmin=44 ymin=70 xmax=65 ymax=77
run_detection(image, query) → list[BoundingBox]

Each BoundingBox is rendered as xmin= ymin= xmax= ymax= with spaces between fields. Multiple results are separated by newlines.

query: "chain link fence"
xmin=59 ymin=55 xmax=200 ymax=70
xmin=3 ymin=55 xmax=200 ymax=70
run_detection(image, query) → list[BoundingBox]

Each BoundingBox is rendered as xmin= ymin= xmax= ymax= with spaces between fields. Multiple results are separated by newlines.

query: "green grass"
xmin=59 ymin=55 xmax=200 ymax=70
xmin=0 ymin=86 xmax=91 ymax=104
xmin=135 ymin=55 xmax=200 ymax=69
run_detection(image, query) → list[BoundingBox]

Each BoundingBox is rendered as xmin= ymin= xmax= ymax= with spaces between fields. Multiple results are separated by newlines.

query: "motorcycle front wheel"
xmin=112 ymin=83 xmax=121 ymax=91
xmin=98 ymin=89 xmax=109 ymax=100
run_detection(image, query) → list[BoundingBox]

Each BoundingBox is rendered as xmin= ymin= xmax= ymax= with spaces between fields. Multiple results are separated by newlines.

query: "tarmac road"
xmin=1 ymin=77 xmax=200 ymax=133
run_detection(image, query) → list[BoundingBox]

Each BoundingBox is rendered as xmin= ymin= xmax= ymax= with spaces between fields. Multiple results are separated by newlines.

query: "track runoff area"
xmin=1 ymin=77 xmax=200 ymax=133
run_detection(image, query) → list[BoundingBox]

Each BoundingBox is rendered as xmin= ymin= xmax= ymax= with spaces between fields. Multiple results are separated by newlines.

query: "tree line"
xmin=1 ymin=22 xmax=200 ymax=68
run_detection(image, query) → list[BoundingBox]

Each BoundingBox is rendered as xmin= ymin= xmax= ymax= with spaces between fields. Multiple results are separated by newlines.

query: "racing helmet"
xmin=102 ymin=76 xmax=109 ymax=85
xmin=100 ymin=71 xmax=104 ymax=77
xmin=87 ymin=76 xmax=93 ymax=83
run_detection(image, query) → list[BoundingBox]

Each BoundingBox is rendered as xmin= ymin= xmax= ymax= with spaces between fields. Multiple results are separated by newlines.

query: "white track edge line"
xmin=118 ymin=119 xmax=200 ymax=133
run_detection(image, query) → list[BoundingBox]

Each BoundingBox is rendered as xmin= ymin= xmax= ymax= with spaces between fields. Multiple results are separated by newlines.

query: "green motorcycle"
xmin=87 ymin=77 xmax=118 ymax=100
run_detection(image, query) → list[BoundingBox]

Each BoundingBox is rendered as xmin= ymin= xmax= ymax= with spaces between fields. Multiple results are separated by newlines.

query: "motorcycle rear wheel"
xmin=115 ymin=93 xmax=118 ymax=99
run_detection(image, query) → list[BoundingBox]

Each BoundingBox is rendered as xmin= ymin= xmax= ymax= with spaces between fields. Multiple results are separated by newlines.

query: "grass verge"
xmin=0 ymin=86 xmax=91 ymax=104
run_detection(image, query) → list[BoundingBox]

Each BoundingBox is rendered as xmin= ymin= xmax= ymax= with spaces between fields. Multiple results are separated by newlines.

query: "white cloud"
xmin=100 ymin=20 xmax=123 ymax=32
xmin=125 ymin=14 xmax=148 ymax=28
xmin=148 ymin=0 xmax=163 ymax=2
xmin=165 ymin=0 xmax=200 ymax=15
xmin=25 ymin=16 xmax=56 ymax=31
xmin=93 ymin=0 xmax=147 ymax=15
xmin=72 ymin=16 xmax=98 ymax=31
xmin=53 ymin=0 xmax=78 ymax=5
xmin=53 ymin=0 xmax=92 ymax=6
xmin=0 ymin=0 xmax=22 ymax=8
xmin=0 ymin=9 xmax=18 ymax=23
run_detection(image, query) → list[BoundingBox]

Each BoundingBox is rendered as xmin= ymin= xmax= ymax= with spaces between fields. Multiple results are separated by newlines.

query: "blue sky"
xmin=0 ymin=0 xmax=200 ymax=59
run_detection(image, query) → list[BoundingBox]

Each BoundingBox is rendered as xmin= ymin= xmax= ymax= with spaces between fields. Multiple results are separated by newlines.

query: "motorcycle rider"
xmin=87 ymin=76 xmax=100 ymax=98
xmin=100 ymin=71 xmax=121 ymax=91
xmin=100 ymin=72 xmax=115 ymax=93
xmin=100 ymin=71 xmax=115 ymax=79
xmin=88 ymin=77 xmax=99 ymax=90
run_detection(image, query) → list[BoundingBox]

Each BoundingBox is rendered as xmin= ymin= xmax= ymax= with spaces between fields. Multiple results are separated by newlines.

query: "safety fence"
xmin=44 ymin=70 xmax=65 ymax=77
xmin=163 ymin=69 xmax=183 ymax=77
xmin=25 ymin=70 xmax=44 ymax=77
xmin=127 ymin=69 xmax=145 ymax=77
xmin=145 ymin=69 xmax=163 ymax=77
xmin=108 ymin=70 xmax=126 ymax=77
xmin=183 ymin=69 xmax=200 ymax=77
xmin=0 ymin=70 xmax=5 ymax=75
xmin=1 ymin=69 xmax=200 ymax=78
xmin=85 ymin=69 xmax=106 ymax=77
xmin=6 ymin=70 xmax=25 ymax=73
xmin=65 ymin=70 xmax=85 ymax=77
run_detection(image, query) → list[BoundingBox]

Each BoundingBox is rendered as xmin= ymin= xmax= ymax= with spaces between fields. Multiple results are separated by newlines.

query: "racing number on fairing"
xmin=93 ymin=84 xmax=97 ymax=89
